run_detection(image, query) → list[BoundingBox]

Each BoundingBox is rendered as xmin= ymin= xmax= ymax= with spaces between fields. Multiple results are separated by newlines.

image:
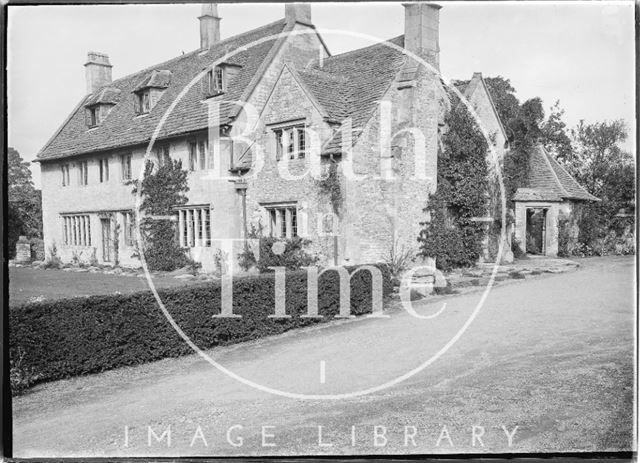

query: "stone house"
xmin=36 ymin=2 xmax=448 ymax=272
xmin=36 ymin=2 xmax=590 ymax=271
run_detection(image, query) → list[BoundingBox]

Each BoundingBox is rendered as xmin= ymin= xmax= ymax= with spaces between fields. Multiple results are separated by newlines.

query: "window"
xmin=178 ymin=207 xmax=211 ymax=248
xmin=134 ymin=90 xmax=151 ymax=114
xmin=188 ymin=138 xmax=210 ymax=171
xmin=62 ymin=214 xmax=91 ymax=246
xmin=205 ymin=67 xmax=225 ymax=96
xmin=78 ymin=161 xmax=88 ymax=186
xmin=121 ymin=154 xmax=132 ymax=180
xmin=274 ymin=125 xmax=306 ymax=160
xmin=89 ymin=107 xmax=100 ymax=127
xmin=155 ymin=145 xmax=171 ymax=167
xmin=266 ymin=204 xmax=298 ymax=238
xmin=61 ymin=164 xmax=70 ymax=187
xmin=122 ymin=211 xmax=136 ymax=247
xmin=99 ymin=158 xmax=109 ymax=183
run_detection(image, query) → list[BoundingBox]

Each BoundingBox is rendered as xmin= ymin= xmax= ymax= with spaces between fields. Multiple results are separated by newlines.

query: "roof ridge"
xmin=95 ymin=18 xmax=287 ymax=93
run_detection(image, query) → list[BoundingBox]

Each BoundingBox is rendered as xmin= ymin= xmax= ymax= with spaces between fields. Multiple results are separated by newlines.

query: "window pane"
xmin=297 ymin=127 xmax=306 ymax=158
xmin=291 ymin=208 xmax=298 ymax=237
xmin=279 ymin=209 xmax=286 ymax=238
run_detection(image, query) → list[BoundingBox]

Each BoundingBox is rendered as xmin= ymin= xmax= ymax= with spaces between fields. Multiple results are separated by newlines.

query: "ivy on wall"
xmin=131 ymin=160 xmax=191 ymax=271
xmin=317 ymin=159 xmax=343 ymax=215
xmin=418 ymin=93 xmax=489 ymax=271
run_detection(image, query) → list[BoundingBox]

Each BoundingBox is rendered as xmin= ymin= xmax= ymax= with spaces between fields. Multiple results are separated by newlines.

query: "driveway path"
xmin=12 ymin=256 xmax=635 ymax=456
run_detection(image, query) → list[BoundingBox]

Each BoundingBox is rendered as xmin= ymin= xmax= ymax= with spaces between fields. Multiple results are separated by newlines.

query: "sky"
xmin=7 ymin=1 xmax=635 ymax=188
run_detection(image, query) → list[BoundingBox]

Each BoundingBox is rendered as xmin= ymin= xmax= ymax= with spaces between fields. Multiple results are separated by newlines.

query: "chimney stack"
xmin=84 ymin=52 xmax=113 ymax=94
xmin=285 ymin=3 xmax=312 ymax=25
xmin=199 ymin=3 xmax=221 ymax=49
xmin=403 ymin=2 xmax=441 ymax=70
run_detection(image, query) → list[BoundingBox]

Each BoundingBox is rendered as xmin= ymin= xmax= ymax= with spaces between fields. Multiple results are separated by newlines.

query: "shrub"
xmin=10 ymin=346 xmax=41 ymax=395
xmin=384 ymin=240 xmax=414 ymax=279
xmin=256 ymin=236 xmax=319 ymax=273
xmin=511 ymin=235 xmax=526 ymax=259
xmin=10 ymin=264 xmax=392 ymax=388
xmin=29 ymin=238 xmax=45 ymax=261
xmin=43 ymin=243 xmax=62 ymax=269
xmin=557 ymin=216 xmax=571 ymax=258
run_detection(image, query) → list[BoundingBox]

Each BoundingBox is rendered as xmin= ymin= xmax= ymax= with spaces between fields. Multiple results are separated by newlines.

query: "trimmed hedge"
xmin=10 ymin=265 xmax=392 ymax=388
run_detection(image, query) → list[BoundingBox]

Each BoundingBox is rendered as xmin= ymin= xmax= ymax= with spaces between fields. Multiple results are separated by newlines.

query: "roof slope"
xmin=303 ymin=36 xmax=407 ymax=155
xmin=514 ymin=144 xmax=599 ymax=202
xmin=37 ymin=19 xmax=290 ymax=162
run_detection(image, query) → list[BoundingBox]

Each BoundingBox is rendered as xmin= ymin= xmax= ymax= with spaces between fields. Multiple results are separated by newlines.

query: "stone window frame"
xmin=77 ymin=160 xmax=89 ymax=186
xmin=99 ymin=157 xmax=110 ymax=183
xmin=269 ymin=119 xmax=308 ymax=162
xmin=122 ymin=211 xmax=136 ymax=247
xmin=262 ymin=202 xmax=298 ymax=239
xmin=62 ymin=214 xmax=92 ymax=247
xmin=176 ymin=205 xmax=212 ymax=248
xmin=155 ymin=143 xmax=171 ymax=168
xmin=120 ymin=153 xmax=132 ymax=181
xmin=188 ymin=137 xmax=211 ymax=171
xmin=60 ymin=163 xmax=70 ymax=187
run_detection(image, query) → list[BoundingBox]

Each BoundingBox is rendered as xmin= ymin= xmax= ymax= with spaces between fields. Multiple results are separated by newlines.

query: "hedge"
xmin=10 ymin=264 xmax=392 ymax=388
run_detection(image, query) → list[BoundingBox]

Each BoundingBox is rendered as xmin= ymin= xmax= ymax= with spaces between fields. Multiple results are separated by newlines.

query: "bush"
xmin=10 ymin=264 xmax=392 ymax=389
xmin=256 ymin=236 xmax=319 ymax=273
xmin=43 ymin=243 xmax=63 ymax=269
xmin=10 ymin=346 xmax=41 ymax=395
xmin=511 ymin=235 xmax=526 ymax=259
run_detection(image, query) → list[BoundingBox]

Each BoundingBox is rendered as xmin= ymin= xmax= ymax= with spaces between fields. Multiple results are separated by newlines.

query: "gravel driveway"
xmin=11 ymin=256 xmax=635 ymax=457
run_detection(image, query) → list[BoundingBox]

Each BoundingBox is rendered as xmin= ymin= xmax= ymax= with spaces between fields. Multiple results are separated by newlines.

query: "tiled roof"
xmin=303 ymin=36 xmax=407 ymax=155
xmin=84 ymin=86 xmax=122 ymax=106
xmin=516 ymin=144 xmax=599 ymax=202
xmin=133 ymin=69 xmax=172 ymax=91
xmin=37 ymin=19 xmax=291 ymax=162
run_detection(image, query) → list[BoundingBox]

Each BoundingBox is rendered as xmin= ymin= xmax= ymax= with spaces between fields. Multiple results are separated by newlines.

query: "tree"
xmin=568 ymin=119 xmax=630 ymax=196
xmin=541 ymin=101 xmax=573 ymax=162
xmin=567 ymin=120 xmax=634 ymax=241
xmin=8 ymin=147 xmax=42 ymax=257
xmin=131 ymin=159 xmax=191 ymax=271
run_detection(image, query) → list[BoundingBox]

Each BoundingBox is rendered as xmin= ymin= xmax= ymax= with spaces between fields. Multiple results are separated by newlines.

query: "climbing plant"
xmin=317 ymin=159 xmax=343 ymax=215
xmin=418 ymin=92 xmax=489 ymax=271
xmin=131 ymin=159 xmax=190 ymax=271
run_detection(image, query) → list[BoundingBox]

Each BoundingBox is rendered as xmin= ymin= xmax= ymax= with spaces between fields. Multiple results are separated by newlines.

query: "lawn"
xmin=9 ymin=267 xmax=202 ymax=306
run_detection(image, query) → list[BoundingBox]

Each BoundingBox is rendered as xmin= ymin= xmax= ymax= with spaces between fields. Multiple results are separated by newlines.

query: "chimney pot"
xmin=403 ymin=2 xmax=441 ymax=70
xmin=199 ymin=3 xmax=221 ymax=49
xmin=84 ymin=51 xmax=112 ymax=94
xmin=285 ymin=3 xmax=312 ymax=25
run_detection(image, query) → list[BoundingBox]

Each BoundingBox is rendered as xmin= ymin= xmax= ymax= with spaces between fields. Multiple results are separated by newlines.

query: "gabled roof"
xmin=302 ymin=36 xmax=407 ymax=155
xmin=514 ymin=144 xmax=599 ymax=202
xmin=453 ymin=72 xmax=508 ymax=142
xmin=37 ymin=19 xmax=292 ymax=162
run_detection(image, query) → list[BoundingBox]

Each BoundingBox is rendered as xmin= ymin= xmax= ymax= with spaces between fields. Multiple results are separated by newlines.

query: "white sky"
xmin=8 ymin=1 xmax=635 ymax=188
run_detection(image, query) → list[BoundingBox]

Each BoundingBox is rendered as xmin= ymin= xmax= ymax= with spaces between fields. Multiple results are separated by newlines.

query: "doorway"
xmin=526 ymin=208 xmax=547 ymax=255
xmin=101 ymin=218 xmax=112 ymax=262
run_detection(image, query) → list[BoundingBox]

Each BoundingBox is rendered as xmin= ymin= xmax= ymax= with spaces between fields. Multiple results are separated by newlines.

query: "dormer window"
xmin=132 ymin=69 xmax=171 ymax=115
xmin=84 ymin=86 xmax=120 ymax=128
xmin=89 ymin=106 xmax=100 ymax=127
xmin=205 ymin=66 xmax=225 ymax=97
xmin=135 ymin=89 xmax=151 ymax=114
